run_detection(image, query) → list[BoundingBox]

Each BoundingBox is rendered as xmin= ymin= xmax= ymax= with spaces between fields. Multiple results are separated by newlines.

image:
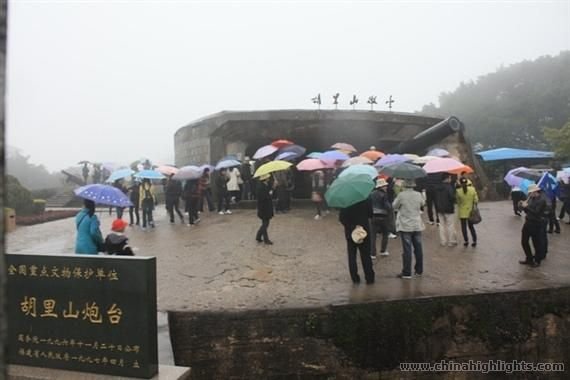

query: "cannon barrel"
xmin=61 ymin=170 xmax=86 ymax=186
xmin=392 ymin=116 xmax=464 ymax=154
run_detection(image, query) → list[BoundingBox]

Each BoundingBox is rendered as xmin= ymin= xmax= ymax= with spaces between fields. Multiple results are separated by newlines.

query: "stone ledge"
xmin=7 ymin=365 xmax=190 ymax=380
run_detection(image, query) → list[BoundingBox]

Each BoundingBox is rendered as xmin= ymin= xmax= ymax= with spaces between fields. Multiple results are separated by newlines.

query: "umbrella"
xmin=375 ymin=154 xmax=410 ymax=167
xmin=157 ymin=165 xmax=179 ymax=176
xmin=427 ymin=148 xmax=450 ymax=157
xmin=279 ymin=144 xmax=306 ymax=156
xmin=412 ymin=155 xmax=439 ymax=165
xmin=339 ymin=164 xmax=378 ymax=179
xmin=253 ymin=160 xmax=293 ymax=178
xmin=320 ymin=150 xmax=350 ymax=162
xmin=253 ymin=145 xmax=279 ymax=159
xmin=360 ymin=150 xmax=384 ymax=161
xmin=403 ymin=153 xmax=420 ymax=161
xmin=199 ymin=164 xmax=214 ymax=173
xmin=105 ymin=168 xmax=134 ymax=183
xmin=133 ymin=170 xmax=166 ymax=180
xmin=271 ymin=139 xmax=294 ymax=148
xmin=378 ymin=162 xmax=427 ymax=179
xmin=556 ymin=170 xmax=570 ymax=184
xmin=275 ymin=151 xmax=299 ymax=161
xmin=538 ymin=172 xmax=558 ymax=200
xmin=331 ymin=143 xmax=357 ymax=152
xmin=504 ymin=167 xmax=542 ymax=187
xmin=423 ymin=158 xmax=464 ymax=174
xmin=297 ymin=158 xmax=328 ymax=171
xmin=307 ymin=152 xmax=323 ymax=159
xmin=215 ymin=159 xmax=241 ymax=170
xmin=448 ymin=164 xmax=474 ymax=175
xmin=325 ymin=173 xmax=375 ymax=208
xmin=173 ymin=165 xmax=202 ymax=180
xmin=221 ymin=155 xmax=240 ymax=162
xmin=74 ymin=184 xmax=132 ymax=207
xmin=519 ymin=179 xmax=535 ymax=195
xmin=342 ymin=156 xmax=373 ymax=167
xmin=77 ymin=160 xmax=91 ymax=165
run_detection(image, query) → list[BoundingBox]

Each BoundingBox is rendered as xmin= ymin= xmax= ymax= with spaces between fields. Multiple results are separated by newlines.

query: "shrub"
xmin=6 ymin=175 xmax=34 ymax=216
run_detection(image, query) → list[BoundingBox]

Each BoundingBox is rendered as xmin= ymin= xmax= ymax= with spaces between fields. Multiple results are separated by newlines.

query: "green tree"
xmin=544 ymin=120 xmax=570 ymax=159
xmin=6 ymin=175 xmax=35 ymax=215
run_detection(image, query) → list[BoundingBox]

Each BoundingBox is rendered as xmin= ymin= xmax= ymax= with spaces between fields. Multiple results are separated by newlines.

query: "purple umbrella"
xmin=279 ymin=144 xmax=306 ymax=156
xmin=504 ymin=167 xmax=542 ymax=187
xmin=320 ymin=150 xmax=350 ymax=162
xmin=253 ymin=145 xmax=279 ymax=159
xmin=375 ymin=154 xmax=410 ymax=167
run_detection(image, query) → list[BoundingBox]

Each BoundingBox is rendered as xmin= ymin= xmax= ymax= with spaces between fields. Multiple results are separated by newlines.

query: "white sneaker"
xmin=371 ymin=255 xmax=377 ymax=260
xmin=225 ymin=210 xmax=232 ymax=215
xmin=388 ymin=233 xmax=397 ymax=239
xmin=194 ymin=218 xmax=201 ymax=224
xmin=218 ymin=211 xmax=225 ymax=215
xmin=314 ymin=215 xmax=321 ymax=220
xmin=428 ymin=221 xmax=435 ymax=225
xmin=380 ymin=251 xmax=390 ymax=256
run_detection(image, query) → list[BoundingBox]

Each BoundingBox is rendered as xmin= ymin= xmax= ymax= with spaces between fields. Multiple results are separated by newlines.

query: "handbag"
xmin=469 ymin=202 xmax=482 ymax=224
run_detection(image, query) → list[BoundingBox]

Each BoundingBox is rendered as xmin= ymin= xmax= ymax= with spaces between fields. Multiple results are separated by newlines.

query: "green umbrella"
xmin=325 ymin=173 xmax=375 ymax=208
xmin=377 ymin=162 xmax=426 ymax=179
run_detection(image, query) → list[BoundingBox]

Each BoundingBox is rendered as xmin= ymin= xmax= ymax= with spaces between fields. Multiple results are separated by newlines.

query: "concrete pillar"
xmin=0 ymin=1 xmax=7 ymax=377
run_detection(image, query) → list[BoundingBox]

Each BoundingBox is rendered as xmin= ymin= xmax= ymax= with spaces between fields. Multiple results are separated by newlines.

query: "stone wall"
xmin=169 ymin=287 xmax=570 ymax=379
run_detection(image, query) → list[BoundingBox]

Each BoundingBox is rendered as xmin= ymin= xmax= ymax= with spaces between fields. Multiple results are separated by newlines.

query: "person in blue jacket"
xmin=75 ymin=199 xmax=104 ymax=254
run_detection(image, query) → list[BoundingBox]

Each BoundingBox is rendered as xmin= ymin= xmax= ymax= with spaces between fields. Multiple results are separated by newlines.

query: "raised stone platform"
xmin=8 ymin=364 xmax=190 ymax=380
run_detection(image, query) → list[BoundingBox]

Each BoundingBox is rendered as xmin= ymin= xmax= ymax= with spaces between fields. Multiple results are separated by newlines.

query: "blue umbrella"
xmin=339 ymin=164 xmax=378 ymax=179
xmin=275 ymin=151 xmax=301 ymax=161
xmin=105 ymin=168 xmax=134 ymax=183
xmin=74 ymin=184 xmax=132 ymax=207
xmin=519 ymin=179 xmax=535 ymax=195
xmin=307 ymin=152 xmax=323 ymax=159
xmin=133 ymin=169 xmax=165 ymax=180
xmin=320 ymin=150 xmax=350 ymax=162
xmin=279 ymin=144 xmax=306 ymax=156
xmin=216 ymin=159 xmax=241 ymax=170
xmin=375 ymin=154 xmax=410 ymax=167
xmin=538 ymin=172 xmax=558 ymax=200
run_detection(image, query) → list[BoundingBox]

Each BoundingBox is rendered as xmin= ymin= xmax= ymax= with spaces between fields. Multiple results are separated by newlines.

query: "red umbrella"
xmin=271 ymin=139 xmax=294 ymax=148
xmin=360 ymin=150 xmax=385 ymax=161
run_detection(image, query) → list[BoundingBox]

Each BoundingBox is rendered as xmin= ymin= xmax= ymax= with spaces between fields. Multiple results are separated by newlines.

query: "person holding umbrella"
xmin=392 ymin=179 xmax=425 ymax=279
xmin=255 ymin=174 xmax=274 ymax=244
xmin=456 ymin=178 xmax=479 ymax=247
xmin=75 ymin=199 xmax=105 ymax=255
xmin=518 ymin=184 xmax=549 ymax=267
xmin=199 ymin=168 xmax=215 ymax=212
xmin=165 ymin=174 xmax=185 ymax=224
xmin=216 ymin=168 xmax=232 ymax=215
xmin=139 ymin=178 xmax=157 ymax=229
xmin=128 ymin=180 xmax=141 ymax=226
xmin=370 ymin=178 xmax=392 ymax=258
xmin=434 ymin=174 xmax=458 ymax=247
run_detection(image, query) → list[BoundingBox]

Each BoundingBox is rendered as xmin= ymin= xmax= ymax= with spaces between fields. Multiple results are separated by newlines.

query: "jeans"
xmin=142 ymin=207 xmax=154 ymax=228
xmin=460 ymin=218 xmax=477 ymax=243
xmin=186 ymin=198 xmax=199 ymax=224
xmin=371 ymin=217 xmax=390 ymax=254
xmin=256 ymin=218 xmax=271 ymax=242
xmin=400 ymin=231 xmax=423 ymax=276
xmin=425 ymin=190 xmax=439 ymax=223
xmin=242 ymin=180 xmax=252 ymax=201
xmin=217 ymin=191 xmax=230 ymax=212
xmin=521 ymin=221 xmax=544 ymax=263
xmin=559 ymin=199 xmax=570 ymax=220
xmin=344 ymin=226 xmax=375 ymax=284
xmin=166 ymin=198 xmax=184 ymax=223
xmin=547 ymin=199 xmax=560 ymax=232
xmin=437 ymin=212 xmax=457 ymax=245
xmin=129 ymin=205 xmax=140 ymax=225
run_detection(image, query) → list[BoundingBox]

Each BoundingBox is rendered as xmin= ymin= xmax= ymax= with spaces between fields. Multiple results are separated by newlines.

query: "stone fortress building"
xmin=174 ymin=109 xmax=490 ymax=197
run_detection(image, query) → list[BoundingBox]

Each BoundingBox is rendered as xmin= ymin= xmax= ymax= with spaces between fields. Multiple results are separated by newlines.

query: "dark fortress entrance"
xmin=174 ymin=109 xmax=489 ymax=198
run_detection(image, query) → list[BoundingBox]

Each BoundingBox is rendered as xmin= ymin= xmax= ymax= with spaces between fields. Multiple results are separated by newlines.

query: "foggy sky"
xmin=6 ymin=0 xmax=570 ymax=172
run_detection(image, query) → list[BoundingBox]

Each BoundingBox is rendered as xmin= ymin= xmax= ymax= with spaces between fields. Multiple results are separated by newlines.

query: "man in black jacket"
xmin=434 ymin=174 xmax=457 ymax=246
xmin=339 ymin=199 xmax=375 ymax=285
xmin=165 ymin=175 xmax=184 ymax=224
xmin=519 ymin=184 xmax=549 ymax=267
xmin=256 ymin=174 xmax=274 ymax=244
xmin=424 ymin=173 xmax=442 ymax=224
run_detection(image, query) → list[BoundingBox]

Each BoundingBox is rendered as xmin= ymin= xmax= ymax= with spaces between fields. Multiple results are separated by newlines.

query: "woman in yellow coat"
xmin=456 ymin=178 xmax=479 ymax=247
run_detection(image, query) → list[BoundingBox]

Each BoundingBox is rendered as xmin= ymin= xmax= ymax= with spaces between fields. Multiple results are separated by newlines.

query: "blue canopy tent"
xmin=476 ymin=148 xmax=554 ymax=162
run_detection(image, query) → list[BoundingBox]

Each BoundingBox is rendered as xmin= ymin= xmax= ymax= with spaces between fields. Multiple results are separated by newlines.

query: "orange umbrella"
xmin=271 ymin=139 xmax=294 ymax=148
xmin=448 ymin=164 xmax=474 ymax=175
xmin=360 ymin=150 xmax=385 ymax=161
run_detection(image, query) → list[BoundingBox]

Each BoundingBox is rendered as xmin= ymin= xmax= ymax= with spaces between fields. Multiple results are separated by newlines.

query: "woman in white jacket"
xmin=227 ymin=167 xmax=242 ymax=203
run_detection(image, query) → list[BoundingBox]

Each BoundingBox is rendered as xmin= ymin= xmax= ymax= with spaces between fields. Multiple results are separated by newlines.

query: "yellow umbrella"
xmin=253 ymin=160 xmax=293 ymax=178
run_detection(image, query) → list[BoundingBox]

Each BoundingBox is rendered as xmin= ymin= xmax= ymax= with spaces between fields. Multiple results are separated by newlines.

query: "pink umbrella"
xmin=157 ymin=165 xmax=179 ymax=176
xmin=253 ymin=144 xmax=279 ymax=159
xmin=297 ymin=159 xmax=328 ymax=171
xmin=423 ymin=157 xmax=464 ymax=174
xmin=331 ymin=142 xmax=357 ymax=152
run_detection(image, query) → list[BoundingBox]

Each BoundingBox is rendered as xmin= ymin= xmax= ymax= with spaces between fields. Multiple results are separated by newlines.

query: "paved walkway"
xmin=7 ymin=201 xmax=570 ymax=313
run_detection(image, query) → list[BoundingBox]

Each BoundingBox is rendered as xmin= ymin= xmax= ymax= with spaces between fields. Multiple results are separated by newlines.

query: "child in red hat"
xmin=104 ymin=219 xmax=134 ymax=256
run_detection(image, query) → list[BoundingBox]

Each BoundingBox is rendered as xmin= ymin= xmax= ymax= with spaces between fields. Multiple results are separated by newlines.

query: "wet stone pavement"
xmin=7 ymin=201 xmax=570 ymax=313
